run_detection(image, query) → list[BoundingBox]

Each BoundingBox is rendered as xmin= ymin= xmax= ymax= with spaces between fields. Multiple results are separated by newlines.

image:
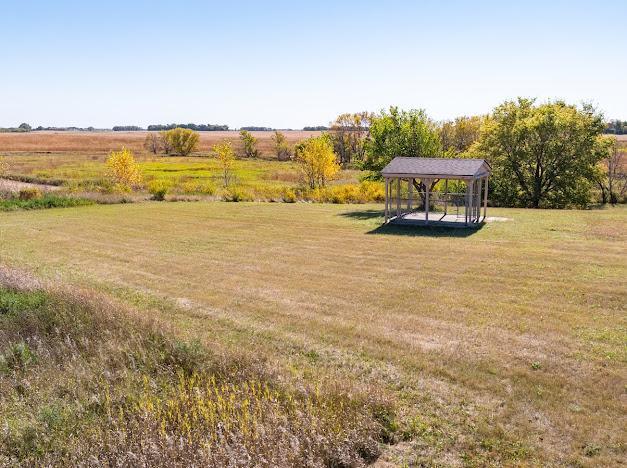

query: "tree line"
xmin=146 ymin=123 xmax=229 ymax=131
xmin=605 ymin=120 xmax=626 ymax=135
xmin=135 ymin=98 xmax=626 ymax=208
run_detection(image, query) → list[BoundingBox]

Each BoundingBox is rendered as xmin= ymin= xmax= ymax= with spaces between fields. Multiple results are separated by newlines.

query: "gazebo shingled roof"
xmin=382 ymin=157 xmax=491 ymax=178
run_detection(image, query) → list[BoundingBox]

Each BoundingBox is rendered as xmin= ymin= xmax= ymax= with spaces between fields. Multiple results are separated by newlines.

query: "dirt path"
xmin=0 ymin=177 xmax=61 ymax=193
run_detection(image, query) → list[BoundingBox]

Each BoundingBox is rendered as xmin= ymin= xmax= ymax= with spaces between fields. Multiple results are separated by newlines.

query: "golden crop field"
xmin=0 ymin=130 xmax=320 ymax=155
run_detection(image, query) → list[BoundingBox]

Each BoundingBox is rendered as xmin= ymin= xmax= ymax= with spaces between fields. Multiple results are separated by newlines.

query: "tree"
xmin=18 ymin=123 xmax=31 ymax=132
xmin=329 ymin=112 xmax=372 ymax=166
xmin=213 ymin=141 xmax=235 ymax=187
xmin=295 ymin=135 xmax=340 ymax=189
xmin=106 ymin=148 xmax=142 ymax=191
xmin=159 ymin=131 xmax=174 ymax=154
xmin=112 ymin=126 xmax=143 ymax=131
xmin=239 ymin=130 xmax=259 ymax=158
xmin=605 ymin=119 xmax=626 ymax=135
xmin=363 ymin=107 xmax=442 ymax=177
xmin=362 ymin=107 xmax=442 ymax=206
xmin=473 ymin=98 xmax=607 ymax=208
xmin=161 ymin=127 xmax=199 ymax=156
xmin=439 ymin=116 xmax=483 ymax=154
xmin=594 ymin=137 xmax=627 ymax=204
xmin=271 ymin=131 xmax=292 ymax=161
xmin=143 ymin=133 xmax=160 ymax=154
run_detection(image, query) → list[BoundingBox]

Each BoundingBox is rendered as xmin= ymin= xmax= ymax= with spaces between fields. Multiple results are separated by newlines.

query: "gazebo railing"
xmin=390 ymin=191 xmax=469 ymax=218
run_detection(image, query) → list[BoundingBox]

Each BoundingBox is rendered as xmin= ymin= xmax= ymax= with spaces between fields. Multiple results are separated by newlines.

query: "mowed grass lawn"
xmin=1 ymin=202 xmax=625 ymax=465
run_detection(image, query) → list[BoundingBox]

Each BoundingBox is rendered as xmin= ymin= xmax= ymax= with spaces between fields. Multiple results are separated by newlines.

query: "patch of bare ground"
xmin=0 ymin=177 xmax=60 ymax=193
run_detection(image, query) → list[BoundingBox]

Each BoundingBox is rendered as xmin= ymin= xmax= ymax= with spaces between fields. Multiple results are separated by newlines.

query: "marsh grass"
xmin=0 ymin=193 xmax=94 ymax=211
xmin=0 ymin=277 xmax=393 ymax=466
xmin=2 ymin=152 xmax=385 ymax=203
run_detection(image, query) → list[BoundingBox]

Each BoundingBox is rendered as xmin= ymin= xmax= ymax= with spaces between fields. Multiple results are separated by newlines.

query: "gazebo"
xmin=382 ymin=157 xmax=491 ymax=227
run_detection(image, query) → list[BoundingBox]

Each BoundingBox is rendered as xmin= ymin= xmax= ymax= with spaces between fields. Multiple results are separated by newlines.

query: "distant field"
xmin=1 ymin=202 xmax=625 ymax=465
xmin=0 ymin=130 xmax=366 ymax=200
xmin=0 ymin=130 xmax=321 ymax=155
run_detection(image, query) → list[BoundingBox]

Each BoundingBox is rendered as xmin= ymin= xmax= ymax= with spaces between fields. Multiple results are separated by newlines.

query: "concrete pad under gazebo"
xmin=382 ymin=157 xmax=491 ymax=227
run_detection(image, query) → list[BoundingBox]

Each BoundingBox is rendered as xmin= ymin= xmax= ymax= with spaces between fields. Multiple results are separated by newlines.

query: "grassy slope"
xmin=1 ymin=202 xmax=625 ymax=465
xmin=0 ymin=281 xmax=387 ymax=466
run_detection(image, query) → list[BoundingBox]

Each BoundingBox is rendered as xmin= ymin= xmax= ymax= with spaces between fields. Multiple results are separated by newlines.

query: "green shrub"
xmin=0 ymin=341 xmax=36 ymax=372
xmin=0 ymin=289 xmax=47 ymax=315
xmin=147 ymin=180 xmax=171 ymax=201
xmin=0 ymin=195 xmax=94 ymax=212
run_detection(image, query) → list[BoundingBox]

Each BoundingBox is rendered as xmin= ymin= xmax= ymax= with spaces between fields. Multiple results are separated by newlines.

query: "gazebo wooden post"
xmin=474 ymin=178 xmax=481 ymax=223
xmin=444 ymin=179 xmax=448 ymax=215
xmin=384 ymin=178 xmax=389 ymax=223
xmin=477 ymin=178 xmax=485 ymax=222
xmin=464 ymin=179 xmax=471 ymax=226
xmin=424 ymin=178 xmax=430 ymax=224
xmin=483 ymin=176 xmax=488 ymax=220
xmin=396 ymin=177 xmax=401 ymax=219
xmin=476 ymin=179 xmax=481 ymax=222
xmin=408 ymin=178 xmax=413 ymax=211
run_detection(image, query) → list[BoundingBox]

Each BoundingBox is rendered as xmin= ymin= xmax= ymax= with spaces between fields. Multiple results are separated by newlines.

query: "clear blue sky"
xmin=2 ymin=0 xmax=625 ymax=129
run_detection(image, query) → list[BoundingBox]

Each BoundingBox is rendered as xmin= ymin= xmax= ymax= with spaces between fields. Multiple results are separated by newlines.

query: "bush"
xmin=282 ymin=187 xmax=297 ymax=203
xmin=222 ymin=186 xmax=253 ymax=202
xmin=147 ymin=180 xmax=171 ymax=201
xmin=0 ymin=341 xmax=36 ymax=372
xmin=106 ymin=148 xmax=142 ymax=192
xmin=18 ymin=188 xmax=43 ymax=201
xmin=358 ymin=180 xmax=385 ymax=202
xmin=239 ymin=130 xmax=259 ymax=158
xmin=0 ymin=195 xmax=94 ymax=212
xmin=300 ymin=182 xmax=384 ymax=204
xmin=179 ymin=180 xmax=216 ymax=196
xmin=161 ymin=128 xmax=200 ymax=156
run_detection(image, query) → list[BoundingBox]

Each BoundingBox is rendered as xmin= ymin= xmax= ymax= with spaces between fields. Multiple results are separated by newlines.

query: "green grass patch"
xmin=0 ymin=194 xmax=94 ymax=211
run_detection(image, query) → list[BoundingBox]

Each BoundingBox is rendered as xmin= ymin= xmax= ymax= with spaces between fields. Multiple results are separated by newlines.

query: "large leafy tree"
xmin=474 ymin=98 xmax=607 ymax=208
xmin=362 ymin=107 xmax=442 ymax=207
xmin=362 ymin=107 xmax=442 ymax=177
xmin=439 ymin=115 xmax=483 ymax=155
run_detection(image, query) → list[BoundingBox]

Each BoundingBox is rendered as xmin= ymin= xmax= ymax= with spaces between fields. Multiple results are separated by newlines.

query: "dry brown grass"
xmin=0 ymin=270 xmax=391 ymax=466
xmin=0 ymin=130 xmax=320 ymax=156
xmin=0 ymin=202 xmax=625 ymax=466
